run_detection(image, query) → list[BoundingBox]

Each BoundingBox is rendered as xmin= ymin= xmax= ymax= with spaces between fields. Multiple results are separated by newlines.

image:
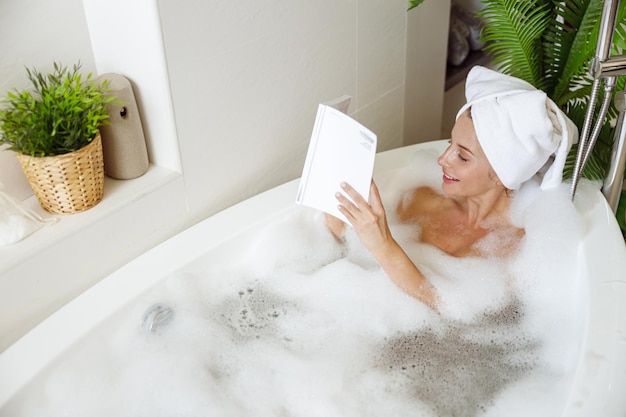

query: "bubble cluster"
xmin=1 ymin=150 xmax=589 ymax=417
xmin=376 ymin=301 xmax=538 ymax=417
xmin=215 ymin=283 xmax=294 ymax=341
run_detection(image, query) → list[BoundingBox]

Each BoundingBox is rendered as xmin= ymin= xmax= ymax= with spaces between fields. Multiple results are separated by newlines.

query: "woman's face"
xmin=437 ymin=111 xmax=499 ymax=197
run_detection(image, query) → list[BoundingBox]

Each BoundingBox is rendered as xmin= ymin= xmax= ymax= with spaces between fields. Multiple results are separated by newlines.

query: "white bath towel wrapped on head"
xmin=457 ymin=66 xmax=578 ymax=190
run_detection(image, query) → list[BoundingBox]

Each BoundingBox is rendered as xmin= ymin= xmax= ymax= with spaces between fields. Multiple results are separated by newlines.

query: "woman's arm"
xmin=324 ymin=213 xmax=346 ymax=241
xmin=335 ymin=181 xmax=438 ymax=310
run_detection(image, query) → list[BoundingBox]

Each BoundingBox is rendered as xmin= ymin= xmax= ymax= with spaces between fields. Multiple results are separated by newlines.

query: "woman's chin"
xmin=441 ymin=177 xmax=460 ymax=194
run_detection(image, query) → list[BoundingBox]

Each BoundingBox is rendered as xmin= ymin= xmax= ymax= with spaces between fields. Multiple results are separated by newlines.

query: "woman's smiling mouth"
xmin=443 ymin=172 xmax=459 ymax=184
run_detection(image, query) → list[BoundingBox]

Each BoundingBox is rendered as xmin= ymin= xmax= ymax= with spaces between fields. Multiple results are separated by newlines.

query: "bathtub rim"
xmin=562 ymin=186 xmax=626 ymax=416
xmin=0 ymin=140 xmax=625 ymax=416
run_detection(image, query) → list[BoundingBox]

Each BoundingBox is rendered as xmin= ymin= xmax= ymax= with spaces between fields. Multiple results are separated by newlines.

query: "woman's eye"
xmin=448 ymin=141 xmax=469 ymax=162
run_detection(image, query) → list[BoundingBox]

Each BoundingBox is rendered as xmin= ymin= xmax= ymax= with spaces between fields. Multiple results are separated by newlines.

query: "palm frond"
xmin=479 ymin=0 xmax=552 ymax=90
xmin=550 ymin=0 xmax=603 ymax=106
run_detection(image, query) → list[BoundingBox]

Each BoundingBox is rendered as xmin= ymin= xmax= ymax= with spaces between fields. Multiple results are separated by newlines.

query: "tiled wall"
xmin=157 ymin=0 xmax=450 ymax=224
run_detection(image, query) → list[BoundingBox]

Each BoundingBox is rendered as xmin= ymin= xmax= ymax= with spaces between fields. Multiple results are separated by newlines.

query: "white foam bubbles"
xmin=2 ymin=149 xmax=590 ymax=417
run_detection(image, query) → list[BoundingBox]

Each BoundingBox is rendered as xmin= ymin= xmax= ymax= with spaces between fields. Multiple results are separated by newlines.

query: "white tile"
xmin=357 ymin=0 xmax=407 ymax=108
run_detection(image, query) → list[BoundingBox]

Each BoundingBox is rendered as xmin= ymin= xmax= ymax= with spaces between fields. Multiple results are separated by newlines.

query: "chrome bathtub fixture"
xmin=141 ymin=304 xmax=174 ymax=333
xmin=571 ymin=0 xmax=626 ymax=213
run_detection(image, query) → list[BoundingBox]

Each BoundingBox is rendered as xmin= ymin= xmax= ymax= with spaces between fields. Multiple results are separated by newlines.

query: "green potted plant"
xmin=409 ymin=0 xmax=626 ymax=233
xmin=0 ymin=62 xmax=114 ymax=214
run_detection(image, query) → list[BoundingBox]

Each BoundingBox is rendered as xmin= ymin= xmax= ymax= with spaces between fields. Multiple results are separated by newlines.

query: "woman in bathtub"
xmin=325 ymin=66 xmax=577 ymax=310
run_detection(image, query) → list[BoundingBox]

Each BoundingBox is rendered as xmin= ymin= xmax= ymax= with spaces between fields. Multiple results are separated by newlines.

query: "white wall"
xmin=0 ymin=0 xmax=450 ymax=349
xmin=404 ymin=0 xmax=451 ymax=145
xmin=82 ymin=0 xmax=183 ymax=174
xmin=158 ymin=0 xmax=450 ymax=224
xmin=0 ymin=0 xmax=96 ymax=200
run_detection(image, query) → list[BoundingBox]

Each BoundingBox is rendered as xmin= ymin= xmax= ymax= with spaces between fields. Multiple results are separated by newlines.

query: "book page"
xmin=296 ymin=104 xmax=377 ymax=223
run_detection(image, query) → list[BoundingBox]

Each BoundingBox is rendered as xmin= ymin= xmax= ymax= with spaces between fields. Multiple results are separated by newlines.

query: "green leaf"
xmin=479 ymin=0 xmax=552 ymax=90
xmin=549 ymin=0 xmax=603 ymax=105
xmin=407 ymin=0 xmax=426 ymax=11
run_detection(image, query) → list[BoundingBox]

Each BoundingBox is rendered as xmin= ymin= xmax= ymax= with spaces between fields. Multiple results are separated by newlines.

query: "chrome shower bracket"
xmin=570 ymin=0 xmax=626 ymax=214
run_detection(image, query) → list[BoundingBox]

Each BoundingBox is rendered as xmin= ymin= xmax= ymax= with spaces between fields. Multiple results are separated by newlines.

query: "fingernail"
xmin=335 ymin=192 xmax=341 ymax=198
xmin=340 ymin=182 xmax=347 ymax=188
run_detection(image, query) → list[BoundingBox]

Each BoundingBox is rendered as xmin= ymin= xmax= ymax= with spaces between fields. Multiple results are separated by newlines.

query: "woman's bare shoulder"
xmin=413 ymin=185 xmax=442 ymax=198
xmin=397 ymin=186 xmax=448 ymax=221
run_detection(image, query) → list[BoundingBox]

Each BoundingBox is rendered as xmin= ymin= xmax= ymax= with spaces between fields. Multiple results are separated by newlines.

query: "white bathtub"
xmin=1 ymin=141 xmax=625 ymax=416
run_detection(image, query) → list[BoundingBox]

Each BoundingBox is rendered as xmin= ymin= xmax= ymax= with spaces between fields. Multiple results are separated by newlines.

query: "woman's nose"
xmin=437 ymin=147 xmax=451 ymax=167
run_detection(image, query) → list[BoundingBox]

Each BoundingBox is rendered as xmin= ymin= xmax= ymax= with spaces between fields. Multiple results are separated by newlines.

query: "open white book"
xmin=296 ymin=104 xmax=377 ymax=223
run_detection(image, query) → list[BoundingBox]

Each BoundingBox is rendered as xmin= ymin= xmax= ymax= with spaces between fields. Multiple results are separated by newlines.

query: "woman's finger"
xmin=335 ymin=192 xmax=359 ymax=224
xmin=335 ymin=190 xmax=358 ymax=211
xmin=336 ymin=204 xmax=354 ymax=224
xmin=340 ymin=182 xmax=368 ymax=207
xmin=368 ymin=181 xmax=385 ymax=214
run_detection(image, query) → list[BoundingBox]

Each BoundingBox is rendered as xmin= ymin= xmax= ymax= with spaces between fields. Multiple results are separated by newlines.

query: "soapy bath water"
xmin=2 ymin=149 xmax=588 ymax=417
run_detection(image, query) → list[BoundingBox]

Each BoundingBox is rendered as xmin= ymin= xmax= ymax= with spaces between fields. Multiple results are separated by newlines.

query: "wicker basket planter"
xmin=15 ymin=133 xmax=105 ymax=214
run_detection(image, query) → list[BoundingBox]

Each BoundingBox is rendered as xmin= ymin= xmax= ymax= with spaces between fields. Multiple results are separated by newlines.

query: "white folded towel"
xmin=456 ymin=66 xmax=578 ymax=190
